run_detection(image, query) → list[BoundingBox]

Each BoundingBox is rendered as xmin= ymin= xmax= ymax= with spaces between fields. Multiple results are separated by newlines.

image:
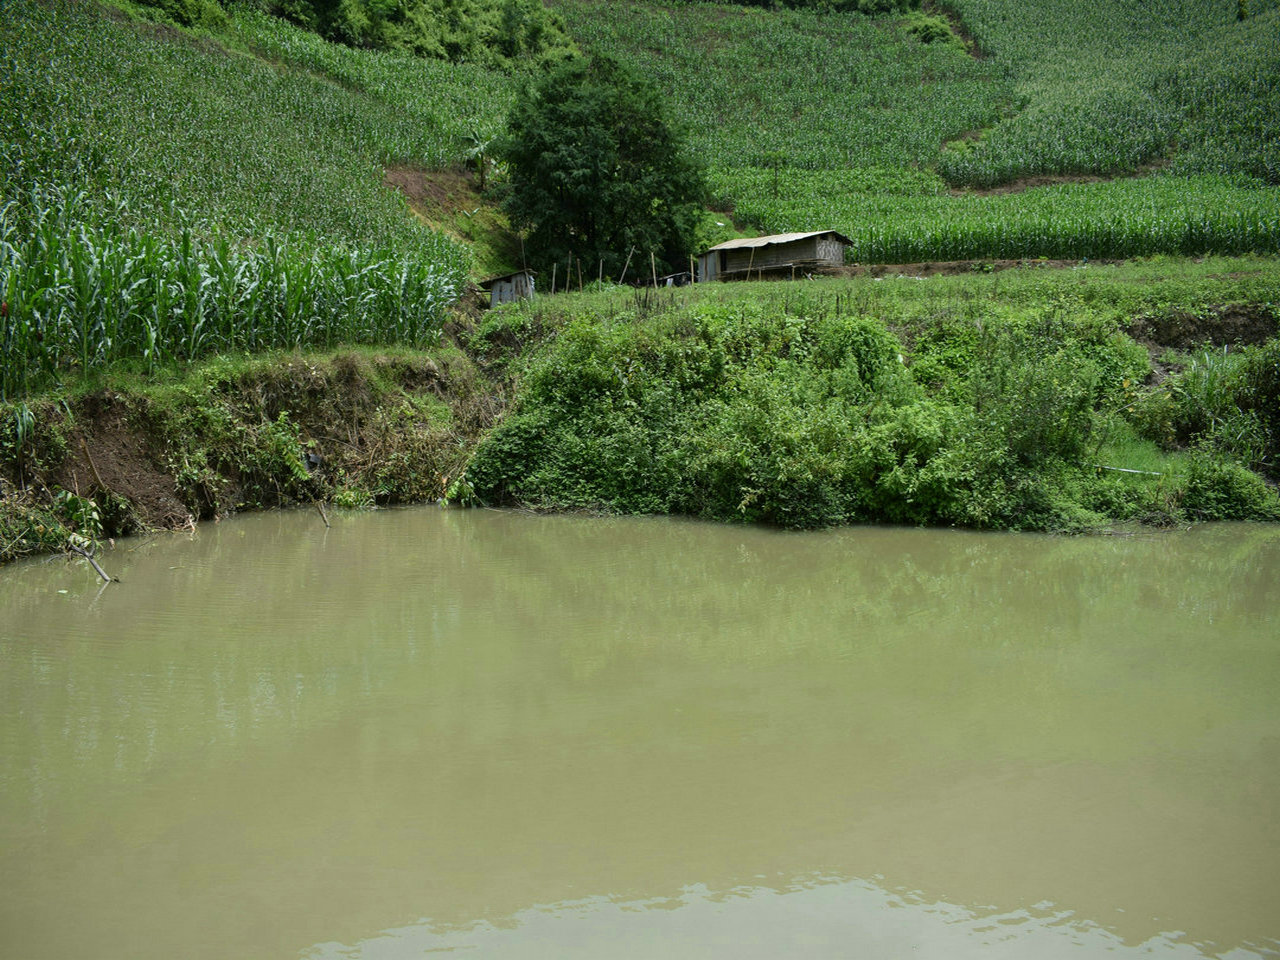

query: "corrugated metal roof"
xmin=479 ymin=269 xmax=536 ymax=289
xmin=702 ymin=231 xmax=852 ymax=254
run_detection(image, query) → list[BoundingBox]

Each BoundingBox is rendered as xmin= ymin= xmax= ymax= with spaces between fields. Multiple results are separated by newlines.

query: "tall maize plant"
xmin=0 ymin=185 xmax=464 ymax=401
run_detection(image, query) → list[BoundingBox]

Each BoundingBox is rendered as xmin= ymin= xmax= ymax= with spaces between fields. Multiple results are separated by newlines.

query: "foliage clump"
xmin=1132 ymin=339 xmax=1280 ymax=481
xmin=466 ymin=272 xmax=1280 ymax=532
xmin=125 ymin=0 xmax=576 ymax=67
xmin=904 ymin=10 xmax=965 ymax=49
xmin=470 ymin=296 xmax=1180 ymax=531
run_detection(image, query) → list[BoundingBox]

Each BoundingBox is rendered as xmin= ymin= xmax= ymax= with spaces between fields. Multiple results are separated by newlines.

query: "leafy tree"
xmin=498 ymin=55 xmax=707 ymax=279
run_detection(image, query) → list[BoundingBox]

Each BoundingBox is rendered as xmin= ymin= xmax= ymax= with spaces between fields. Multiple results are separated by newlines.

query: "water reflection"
xmin=1 ymin=510 xmax=1278 ymax=959
xmin=303 ymin=880 xmax=1280 ymax=960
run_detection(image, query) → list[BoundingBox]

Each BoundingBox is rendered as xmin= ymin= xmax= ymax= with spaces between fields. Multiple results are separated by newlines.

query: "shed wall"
xmin=724 ymin=237 xmax=819 ymax=274
xmin=489 ymin=273 xmax=534 ymax=305
xmin=816 ymin=236 xmax=844 ymax=265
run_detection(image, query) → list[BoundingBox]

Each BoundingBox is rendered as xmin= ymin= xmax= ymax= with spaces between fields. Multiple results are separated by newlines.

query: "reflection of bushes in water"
xmin=413 ymin=511 xmax=1280 ymax=674
xmin=471 ymin=299 xmax=1280 ymax=531
xmin=4 ymin=506 xmax=1276 ymax=810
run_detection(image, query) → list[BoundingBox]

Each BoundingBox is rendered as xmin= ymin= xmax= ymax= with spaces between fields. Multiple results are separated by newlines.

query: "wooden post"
xmin=747 ymin=246 xmax=756 ymax=281
xmin=577 ymin=258 xmax=584 ymax=292
xmin=598 ymin=259 xmax=603 ymax=285
xmin=650 ymin=251 xmax=658 ymax=289
xmin=550 ymin=262 xmax=557 ymax=295
xmin=618 ymin=246 xmax=635 ymax=284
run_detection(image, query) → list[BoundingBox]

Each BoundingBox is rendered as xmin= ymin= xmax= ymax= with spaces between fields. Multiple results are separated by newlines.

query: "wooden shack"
xmin=697 ymin=231 xmax=852 ymax=282
xmin=480 ymin=270 xmax=536 ymax=307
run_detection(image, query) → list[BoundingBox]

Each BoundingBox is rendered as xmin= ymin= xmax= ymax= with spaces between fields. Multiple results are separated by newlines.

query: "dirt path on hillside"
xmin=838 ymin=258 xmax=1116 ymax=277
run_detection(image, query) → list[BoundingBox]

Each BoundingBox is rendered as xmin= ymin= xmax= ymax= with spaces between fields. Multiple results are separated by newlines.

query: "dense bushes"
xmin=467 ymin=292 xmax=1276 ymax=532
xmin=125 ymin=0 xmax=577 ymax=67
xmin=1133 ymin=338 xmax=1280 ymax=481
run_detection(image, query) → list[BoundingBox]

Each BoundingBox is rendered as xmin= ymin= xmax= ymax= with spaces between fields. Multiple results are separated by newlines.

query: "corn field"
xmin=548 ymin=0 xmax=1013 ymax=170
xmin=0 ymin=186 xmax=462 ymax=400
xmin=554 ymin=0 xmax=1280 ymax=254
xmin=718 ymin=169 xmax=1280 ymax=262
xmin=0 ymin=0 xmax=478 ymax=400
xmin=0 ymin=0 xmax=507 ymax=246
xmin=938 ymin=0 xmax=1280 ymax=187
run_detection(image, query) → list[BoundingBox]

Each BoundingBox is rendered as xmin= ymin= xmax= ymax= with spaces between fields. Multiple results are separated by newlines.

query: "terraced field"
xmin=551 ymin=0 xmax=1280 ymax=261
xmin=4 ymin=0 xmax=1280 ymax=398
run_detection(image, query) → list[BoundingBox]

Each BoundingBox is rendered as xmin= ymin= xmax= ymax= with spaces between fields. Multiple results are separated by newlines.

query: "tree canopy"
xmin=499 ymin=55 xmax=707 ymax=280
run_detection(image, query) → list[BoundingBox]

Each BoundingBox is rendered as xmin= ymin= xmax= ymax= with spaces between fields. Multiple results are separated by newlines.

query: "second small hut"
xmin=697 ymin=230 xmax=852 ymax=282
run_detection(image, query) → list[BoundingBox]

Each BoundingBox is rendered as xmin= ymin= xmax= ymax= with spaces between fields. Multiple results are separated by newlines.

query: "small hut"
xmin=480 ymin=270 xmax=536 ymax=307
xmin=697 ymin=231 xmax=852 ymax=282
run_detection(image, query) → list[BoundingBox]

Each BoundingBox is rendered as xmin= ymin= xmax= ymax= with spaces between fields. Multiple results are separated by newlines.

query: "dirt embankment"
xmin=839 ymin=258 xmax=1119 ymax=278
xmin=0 ymin=348 xmax=504 ymax=564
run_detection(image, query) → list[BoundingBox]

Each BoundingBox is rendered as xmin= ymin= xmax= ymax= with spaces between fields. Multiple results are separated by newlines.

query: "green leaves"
xmin=499 ymin=55 xmax=706 ymax=277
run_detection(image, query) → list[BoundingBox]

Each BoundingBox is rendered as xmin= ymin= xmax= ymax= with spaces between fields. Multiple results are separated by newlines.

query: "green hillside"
xmin=1 ymin=0 xmax=505 ymax=398
xmin=550 ymin=0 xmax=1280 ymax=260
xmin=944 ymin=0 xmax=1280 ymax=184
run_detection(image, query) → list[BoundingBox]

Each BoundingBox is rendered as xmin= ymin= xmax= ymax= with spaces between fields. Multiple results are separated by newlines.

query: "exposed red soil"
xmin=53 ymin=393 xmax=193 ymax=527
xmin=384 ymin=165 xmax=476 ymax=216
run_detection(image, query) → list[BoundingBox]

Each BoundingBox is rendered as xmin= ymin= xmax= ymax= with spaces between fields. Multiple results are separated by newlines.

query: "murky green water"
xmin=1 ymin=508 xmax=1278 ymax=959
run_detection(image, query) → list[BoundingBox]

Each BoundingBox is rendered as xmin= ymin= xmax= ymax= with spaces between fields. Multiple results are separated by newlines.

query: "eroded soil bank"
xmin=0 ymin=347 xmax=501 ymax=564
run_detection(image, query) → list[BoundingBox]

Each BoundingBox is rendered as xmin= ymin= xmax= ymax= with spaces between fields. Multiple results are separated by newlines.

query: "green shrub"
xmin=1179 ymin=453 xmax=1280 ymax=521
xmin=1132 ymin=339 xmax=1280 ymax=475
xmin=467 ymin=299 xmax=1148 ymax=532
xmin=904 ymin=10 xmax=964 ymax=49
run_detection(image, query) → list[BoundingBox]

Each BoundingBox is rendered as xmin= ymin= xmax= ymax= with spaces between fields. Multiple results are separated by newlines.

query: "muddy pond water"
xmin=1 ymin=508 xmax=1278 ymax=959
